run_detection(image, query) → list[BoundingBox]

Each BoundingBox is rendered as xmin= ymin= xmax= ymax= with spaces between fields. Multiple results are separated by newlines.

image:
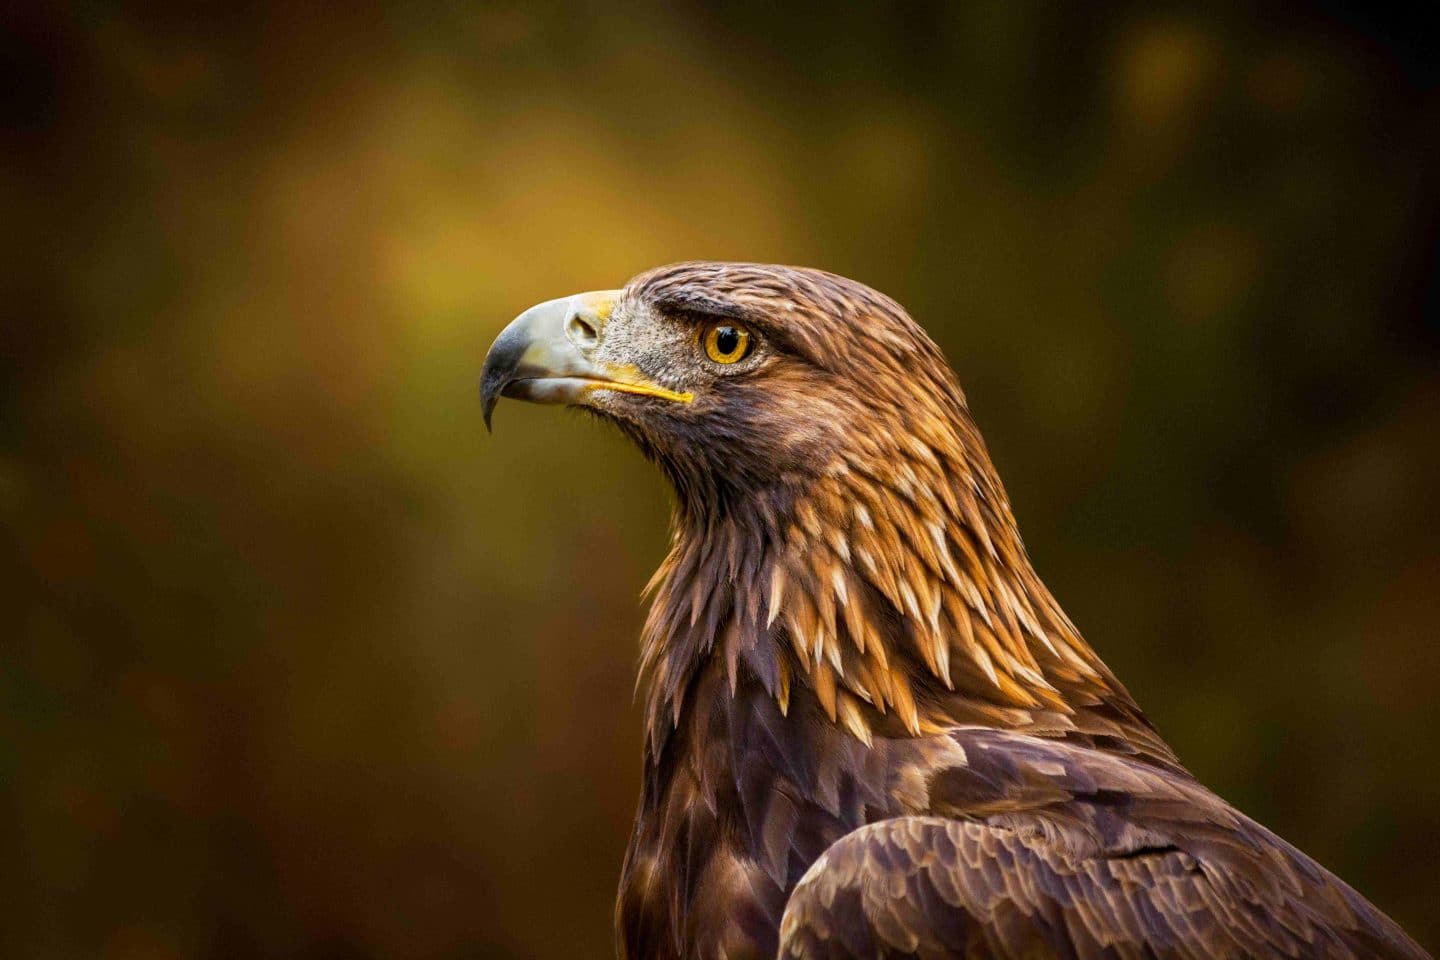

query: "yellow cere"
xmin=582 ymin=381 xmax=694 ymax=404
xmin=590 ymin=297 xmax=616 ymax=323
xmin=583 ymin=362 xmax=694 ymax=404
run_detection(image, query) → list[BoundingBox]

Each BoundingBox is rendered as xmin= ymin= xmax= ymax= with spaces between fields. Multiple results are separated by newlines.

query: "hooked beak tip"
xmin=480 ymin=379 xmax=501 ymax=433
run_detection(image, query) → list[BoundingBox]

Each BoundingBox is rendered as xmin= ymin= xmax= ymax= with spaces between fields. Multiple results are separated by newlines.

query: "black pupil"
xmin=715 ymin=327 xmax=741 ymax=356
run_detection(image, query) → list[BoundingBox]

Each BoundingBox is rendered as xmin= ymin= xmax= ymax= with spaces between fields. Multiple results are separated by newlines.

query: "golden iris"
xmin=703 ymin=324 xmax=751 ymax=364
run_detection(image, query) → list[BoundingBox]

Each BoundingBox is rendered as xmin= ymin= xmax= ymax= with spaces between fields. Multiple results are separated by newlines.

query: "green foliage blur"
xmin=3 ymin=2 xmax=1438 ymax=957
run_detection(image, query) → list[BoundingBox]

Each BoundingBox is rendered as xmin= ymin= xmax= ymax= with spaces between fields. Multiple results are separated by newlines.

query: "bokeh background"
xmin=4 ymin=2 xmax=1439 ymax=957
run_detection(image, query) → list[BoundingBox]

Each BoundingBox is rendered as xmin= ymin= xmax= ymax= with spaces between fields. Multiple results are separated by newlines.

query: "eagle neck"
xmin=637 ymin=410 xmax=1176 ymax=769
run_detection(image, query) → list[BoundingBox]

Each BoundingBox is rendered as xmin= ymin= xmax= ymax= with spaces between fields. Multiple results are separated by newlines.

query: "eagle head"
xmin=481 ymin=262 xmax=969 ymax=520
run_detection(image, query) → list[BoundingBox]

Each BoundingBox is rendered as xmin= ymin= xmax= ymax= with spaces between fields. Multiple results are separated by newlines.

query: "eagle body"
xmin=618 ymin=676 xmax=1416 ymax=959
xmin=481 ymin=263 xmax=1428 ymax=959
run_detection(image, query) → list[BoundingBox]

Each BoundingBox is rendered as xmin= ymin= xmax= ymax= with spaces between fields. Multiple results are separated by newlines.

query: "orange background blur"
xmin=3 ymin=3 xmax=1438 ymax=957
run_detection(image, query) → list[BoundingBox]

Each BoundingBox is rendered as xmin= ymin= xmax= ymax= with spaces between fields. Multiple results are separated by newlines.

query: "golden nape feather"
xmin=481 ymin=261 xmax=1429 ymax=960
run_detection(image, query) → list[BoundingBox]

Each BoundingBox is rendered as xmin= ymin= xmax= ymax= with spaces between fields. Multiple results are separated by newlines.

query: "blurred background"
xmin=3 ymin=2 xmax=1438 ymax=957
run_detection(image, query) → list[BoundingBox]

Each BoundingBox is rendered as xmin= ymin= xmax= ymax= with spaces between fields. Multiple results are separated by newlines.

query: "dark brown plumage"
xmin=480 ymin=262 xmax=1428 ymax=960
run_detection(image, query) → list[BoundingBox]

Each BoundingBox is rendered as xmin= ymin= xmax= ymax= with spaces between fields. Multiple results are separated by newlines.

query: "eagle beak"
xmin=480 ymin=290 xmax=692 ymax=430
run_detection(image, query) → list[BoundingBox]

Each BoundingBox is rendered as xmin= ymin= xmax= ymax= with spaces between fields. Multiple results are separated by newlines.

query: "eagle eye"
xmin=702 ymin=323 xmax=752 ymax=364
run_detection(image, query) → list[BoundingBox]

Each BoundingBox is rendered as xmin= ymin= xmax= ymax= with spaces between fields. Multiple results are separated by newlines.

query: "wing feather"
xmin=777 ymin=729 xmax=1430 ymax=960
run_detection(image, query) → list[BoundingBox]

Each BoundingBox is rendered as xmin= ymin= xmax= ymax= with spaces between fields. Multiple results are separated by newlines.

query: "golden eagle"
xmin=481 ymin=263 xmax=1427 ymax=959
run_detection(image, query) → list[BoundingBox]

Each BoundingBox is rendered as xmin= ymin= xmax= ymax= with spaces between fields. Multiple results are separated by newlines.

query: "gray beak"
xmin=480 ymin=289 xmax=691 ymax=430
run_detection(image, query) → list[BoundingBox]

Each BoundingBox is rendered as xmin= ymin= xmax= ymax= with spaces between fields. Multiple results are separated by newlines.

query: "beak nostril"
xmin=567 ymin=313 xmax=599 ymax=349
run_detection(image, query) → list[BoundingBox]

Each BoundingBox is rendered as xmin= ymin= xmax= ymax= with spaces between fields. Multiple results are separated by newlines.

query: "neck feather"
xmin=637 ymin=407 xmax=1174 ymax=768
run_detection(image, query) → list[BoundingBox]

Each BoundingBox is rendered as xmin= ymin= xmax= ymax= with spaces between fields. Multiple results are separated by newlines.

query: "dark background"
xmin=3 ymin=2 xmax=1438 ymax=957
